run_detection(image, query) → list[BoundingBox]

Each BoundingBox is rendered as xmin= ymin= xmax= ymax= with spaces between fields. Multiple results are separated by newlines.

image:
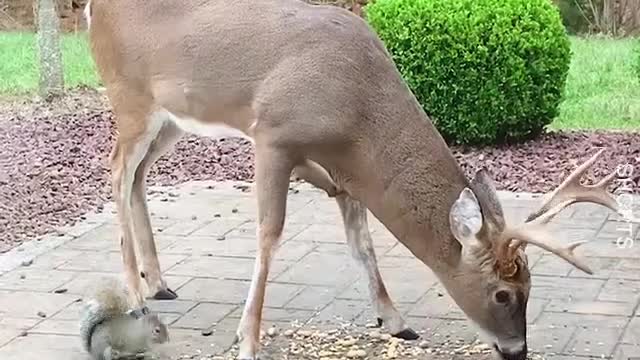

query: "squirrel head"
xmin=144 ymin=313 xmax=169 ymax=344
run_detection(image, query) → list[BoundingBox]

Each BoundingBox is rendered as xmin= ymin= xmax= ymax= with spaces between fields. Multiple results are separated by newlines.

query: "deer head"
xmin=444 ymin=149 xmax=619 ymax=360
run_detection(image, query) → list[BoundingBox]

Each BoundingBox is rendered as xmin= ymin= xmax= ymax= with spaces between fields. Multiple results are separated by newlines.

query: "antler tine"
xmin=525 ymin=149 xmax=619 ymax=225
xmin=502 ymin=226 xmax=594 ymax=274
xmin=504 ymin=149 xmax=620 ymax=267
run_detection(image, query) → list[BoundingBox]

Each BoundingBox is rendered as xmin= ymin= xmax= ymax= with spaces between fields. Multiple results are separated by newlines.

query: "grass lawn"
xmin=0 ymin=31 xmax=638 ymax=130
xmin=0 ymin=32 xmax=99 ymax=94
xmin=552 ymin=36 xmax=640 ymax=130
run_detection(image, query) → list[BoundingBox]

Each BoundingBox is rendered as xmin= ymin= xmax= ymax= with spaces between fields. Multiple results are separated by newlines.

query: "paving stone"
xmin=610 ymin=259 xmax=640 ymax=281
xmin=0 ymin=328 xmax=21 ymax=348
xmin=59 ymin=251 xmax=187 ymax=273
xmin=0 ymin=235 xmax=74 ymax=273
xmin=0 ymin=333 xmax=85 ymax=360
xmin=531 ymin=312 xmax=627 ymax=356
xmin=161 ymin=219 xmax=213 ymax=236
xmin=29 ymin=319 xmax=79 ymax=336
xmin=582 ymin=237 xmax=640 ymax=258
xmin=171 ymin=302 xmax=237 ymax=329
xmin=530 ymin=275 xmax=605 ymax=301
xmin=145 ymin=299 xmax=198 ymax=314
xmin=568 ymin=256 xmax=620 ymax=279
xmin=227 ymin=306 xmax=316 ymax=324
xmin=383 ymin=242 xmax=415 ymax=257
xmin=188 ymin=217 xmax=251 ymax=237
xmin=615 ymin=344 xmax=640 ymax=360
xmin=310 ymin=299 xmax=368 ymax=324
xmin=166 ymin=255 xmax=291 ymax=280
xmin=622 ymin=317 xmax=640 ymax=344
xmin=289 ymin=223 xmax=396 ymax=250
xmin=0 ymin=317 xmax=40 ymax=331
xmin=408 ymin=287 xmax=466 ymax=320
xmin=227 ymin=221 xmax=311 ymax=242
xmin=531 ymin=254 xmax=574 ymax=277
xmin=0 ymin=290 xmax=80 ymax=320
xmin=597 ymin=278 xmax=640 ymax=304
xmin=284 ymin=285 xmax=343 ymax=311
xmin=274 ymin=251 xmax=359 ymax=287
xmin=527 ymin=298 xmax=550 ymax=324
xmin=154 ymin=327 xmax=236 ymax=357
xmin=0 ymin=269 xmax=76 ymax=292
xmin=405 ymin=316 xmax=445 ymax=336
xmin=287 ymin=202 xmax=344 ymax=225
xmin=338 ymin=263 xmax=437 ymax=303
xmin=598 ymin=220 xmax=640 ymax=241
xmin=176 ymin=278 xmax=303 ymax=307
xmin=431 ymin=319 xmax=479 ymax=344
xmin=527 ymin=322 xmax=575 ymax=355
xmin=546 ymin=300 xmax=636 ymax=316
xmin=162 ymin=234 xmax=315 ymax=262
xmin=571 ymin=203 xmax=618 ymax=221
xmin=564 ymin=326 xmax=622 ymax=357
xmin=25 ymin=248 xmax=84 ymax=271
xmin=47 ymin=300 xmax=85 ymax=322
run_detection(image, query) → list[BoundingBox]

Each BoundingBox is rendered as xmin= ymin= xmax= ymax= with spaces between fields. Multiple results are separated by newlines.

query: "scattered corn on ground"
xmin=171 ymin=323 xmax=548 ymax=360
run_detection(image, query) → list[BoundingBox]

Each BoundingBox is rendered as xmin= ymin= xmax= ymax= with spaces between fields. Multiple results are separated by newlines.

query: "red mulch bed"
xmin=0 ymin=89 xmax=638 ymax=253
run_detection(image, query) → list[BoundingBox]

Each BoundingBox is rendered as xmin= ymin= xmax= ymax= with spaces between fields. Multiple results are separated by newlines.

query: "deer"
xmin=84 ymin=0 xmax=620 ymax=359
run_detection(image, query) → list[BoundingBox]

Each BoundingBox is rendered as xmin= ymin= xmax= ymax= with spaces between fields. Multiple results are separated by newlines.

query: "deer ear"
xmin=471 ymin=168 xmax=505 ymax=231
xmin=449 ymin=188 xmax=484 ymax=249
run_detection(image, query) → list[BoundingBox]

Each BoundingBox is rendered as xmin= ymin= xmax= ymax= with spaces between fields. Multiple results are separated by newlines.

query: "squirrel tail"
xmin=79 ymin=278 xmax=131 ymax=353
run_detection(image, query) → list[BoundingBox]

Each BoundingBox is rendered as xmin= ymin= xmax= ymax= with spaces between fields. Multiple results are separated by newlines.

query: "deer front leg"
xmin=336 ymin=194 xmax=419 ymax=340
xmin=236 ymin=148 xmax=293 ymax=360
xmin=131 ymin=122 xmax=183 ymax=300
xmin=111 ymin=136 xmax=146 ymax=307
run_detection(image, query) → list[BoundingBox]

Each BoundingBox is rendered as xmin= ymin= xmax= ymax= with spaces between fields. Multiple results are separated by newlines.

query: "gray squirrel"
xmin=79 ymin=279 xmax=170 ymax=360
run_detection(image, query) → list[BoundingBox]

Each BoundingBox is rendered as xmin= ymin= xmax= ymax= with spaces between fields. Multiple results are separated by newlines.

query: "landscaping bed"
xmin=0 ymin=89 xmax=638 ymax=253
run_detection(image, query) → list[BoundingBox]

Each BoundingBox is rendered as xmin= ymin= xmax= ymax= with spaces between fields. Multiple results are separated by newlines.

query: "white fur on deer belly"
xmin=163 ymin=108 xmax=254 ymax=142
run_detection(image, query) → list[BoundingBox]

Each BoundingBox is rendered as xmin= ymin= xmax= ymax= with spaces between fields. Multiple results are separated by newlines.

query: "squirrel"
xmin=79 ymin=278 xmax=170 ymax=360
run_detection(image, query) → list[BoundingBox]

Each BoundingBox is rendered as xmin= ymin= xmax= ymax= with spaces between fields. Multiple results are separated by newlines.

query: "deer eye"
xmin=495 ymin=290 xmax=510 ymax=304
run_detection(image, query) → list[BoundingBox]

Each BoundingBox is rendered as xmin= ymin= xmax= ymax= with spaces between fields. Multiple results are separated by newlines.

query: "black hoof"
xmin=153 ymin=288 xmax=178 ymax=300
xmin=376 ymin=317 xmax=384 ymax=327
xmin=393 ymin=328 xmax=420 ymax=340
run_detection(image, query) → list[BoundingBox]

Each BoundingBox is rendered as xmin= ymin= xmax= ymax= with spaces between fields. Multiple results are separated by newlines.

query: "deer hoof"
xmin=392 ymin=328 xmax=420 ymax=340
xmin=153 ymin=288 xmax=178 ymax=300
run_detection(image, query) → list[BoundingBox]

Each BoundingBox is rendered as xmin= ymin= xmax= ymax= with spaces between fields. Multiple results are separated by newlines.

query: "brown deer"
xmin=84 ymin=0 xmax=620 ymax=359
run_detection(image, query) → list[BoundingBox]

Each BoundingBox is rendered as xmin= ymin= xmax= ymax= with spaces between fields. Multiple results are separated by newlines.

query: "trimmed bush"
xmin=636 ymin=41 xmax=640 ymax=81
xmin=364 ymin=0 xmax=572 ymax=145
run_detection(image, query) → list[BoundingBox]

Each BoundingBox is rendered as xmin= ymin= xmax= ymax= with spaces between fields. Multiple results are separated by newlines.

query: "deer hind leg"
xmin=236 ymin=147 xmax=294 ymax=360
xmin=110 ymin=111 xmax=168 ymax=307
xmin=336 ymin=194 xmax=419 ymax=340
xmin=293 ymin=159 xmax=340 ymax=197
xmin=131 ymin=121 xmax=183 ymax=300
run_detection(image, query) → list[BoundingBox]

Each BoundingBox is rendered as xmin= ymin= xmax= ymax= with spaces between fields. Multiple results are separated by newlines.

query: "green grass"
xmin=0 ymin=31 xmax=638 ymax=130
xmin=551 ymin=36 xmax=640 ymax=130
xmin=0 ymin=31 xmax=99 ymax=94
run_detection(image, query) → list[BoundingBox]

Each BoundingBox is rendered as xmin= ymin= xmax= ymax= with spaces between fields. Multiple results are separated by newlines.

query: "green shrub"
xmin=364 ymin=0 xmax=572 ymax=145
xmin=635 ymin=40 xmax=640 ymax=81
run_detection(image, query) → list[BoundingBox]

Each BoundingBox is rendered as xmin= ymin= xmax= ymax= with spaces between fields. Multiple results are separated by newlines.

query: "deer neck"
xmin=348 ymin=88 xmax=469 ymax=274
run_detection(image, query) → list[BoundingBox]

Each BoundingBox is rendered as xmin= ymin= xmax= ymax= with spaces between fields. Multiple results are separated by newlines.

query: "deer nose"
xmin=494 ymin=343 xmax=527 ymax=360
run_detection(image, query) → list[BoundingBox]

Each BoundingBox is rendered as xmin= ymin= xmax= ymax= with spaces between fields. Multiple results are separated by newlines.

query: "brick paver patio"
xmin=0 ymin=180 xmax=639 ymax=359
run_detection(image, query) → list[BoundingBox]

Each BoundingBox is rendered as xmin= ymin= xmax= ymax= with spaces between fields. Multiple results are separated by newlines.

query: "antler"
xmin=525 ymin=148 xmax=619 ymax=224
xmin=500 ymin=149 xmax=620 ymax=274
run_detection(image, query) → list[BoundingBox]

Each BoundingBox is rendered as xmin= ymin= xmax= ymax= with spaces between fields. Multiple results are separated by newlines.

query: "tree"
xmin=35 ymin=0 xmax=64 ymax=98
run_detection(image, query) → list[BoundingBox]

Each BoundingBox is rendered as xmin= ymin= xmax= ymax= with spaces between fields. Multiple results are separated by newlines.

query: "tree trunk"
xmin=35 ymin=0 xmax=64 ymax=98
